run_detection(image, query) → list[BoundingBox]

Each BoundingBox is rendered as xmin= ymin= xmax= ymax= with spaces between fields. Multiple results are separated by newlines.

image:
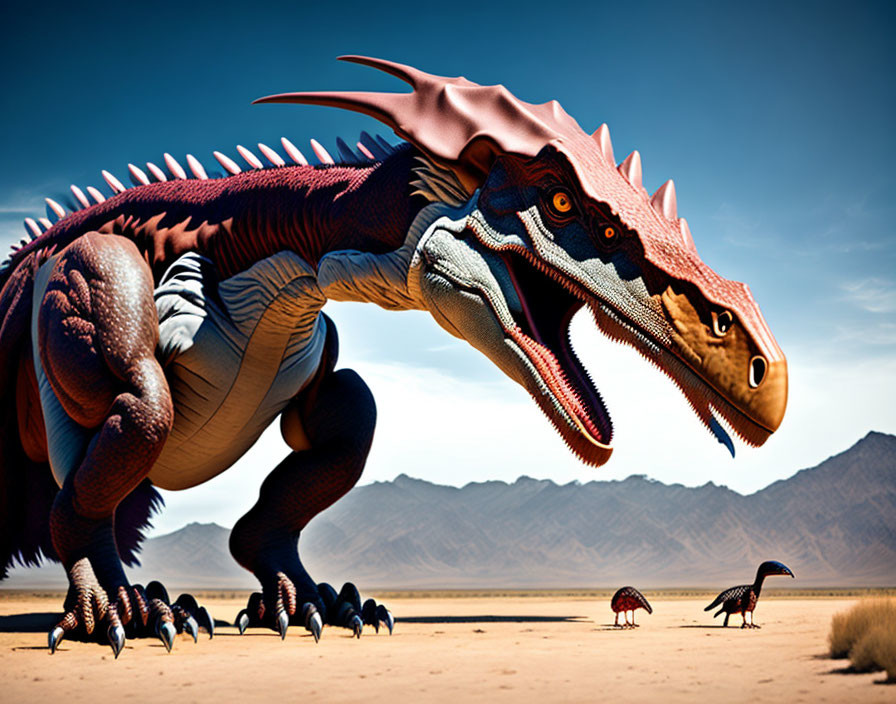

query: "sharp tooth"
xmin=257 ymin=143 xmax=285 ymax=166
xmin=45 ymin=198 xmax=66 ymax=218
xmin=592 ymin=123 xmax=614 ymax=164
xmin=650 ymin=179 xmax=677 ymax=220
xmin=309 ymin=138 xmax=334 ymax=164
xmin=128 ymin=164 xmax=150 ymax=186
xmin=214 ymin=151 xmax=242 ymax=174
xmin=236 ymin=145 xmax=264 ymax=169
xmin=146 ymin=162 xmax=167 ymax=182
xmin=618 ymin=151 xmax=642 ymax=191
xmin=280 ymin=137 xmax=308 ymax=165
xmin=70 ymin=185 xmax=91 ymax=208
xmin=186 ymin=154 xmax=208 ymax=179
xmin=86 ymin=186 xmax=106 ymax=203
xmin=164 ymin=153 xmax=188 ymax=180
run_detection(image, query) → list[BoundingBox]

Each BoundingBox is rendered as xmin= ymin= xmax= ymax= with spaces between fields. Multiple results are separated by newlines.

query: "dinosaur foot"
xmin=234 ymin=579 xmax=392 ymax=641
xmin=135 ymin=581 xmax=215 ymax=650
xmin=48 ymin=558 xmax=141 ymax=657
xmin=234 ymin=573 xmax=323 ymax=642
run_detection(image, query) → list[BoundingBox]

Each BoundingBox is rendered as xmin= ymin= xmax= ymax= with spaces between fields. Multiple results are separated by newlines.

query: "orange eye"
xmin=552 ymin=191 xmax=573 ymax=214
xmin=603 ymin=226 xmax=616 ymax=240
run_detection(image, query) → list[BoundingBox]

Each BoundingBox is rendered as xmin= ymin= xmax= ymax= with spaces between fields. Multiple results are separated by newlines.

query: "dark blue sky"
xmin=1 ymin=1 xmax=894 ymax=521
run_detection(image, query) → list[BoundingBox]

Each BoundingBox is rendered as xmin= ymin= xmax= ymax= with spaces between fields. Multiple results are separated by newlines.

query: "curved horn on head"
xmin=253 ymin=55 xmax=574 ymax=194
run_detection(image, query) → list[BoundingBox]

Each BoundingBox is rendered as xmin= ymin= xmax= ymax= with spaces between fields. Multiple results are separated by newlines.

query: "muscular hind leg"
xmin=229 ymin=347 xmax=378 ymax=639
xmin=38 ymin=233 xmax=173 ymax=654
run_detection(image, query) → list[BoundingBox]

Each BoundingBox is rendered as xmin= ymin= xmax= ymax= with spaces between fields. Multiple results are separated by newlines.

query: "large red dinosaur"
xmin=0 ymin=57 xmax=787 ymax=655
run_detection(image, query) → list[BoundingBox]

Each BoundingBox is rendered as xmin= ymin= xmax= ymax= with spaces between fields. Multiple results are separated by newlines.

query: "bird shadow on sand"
xmin=0 ymin=611 xmax=230 ymax=633
xmin=398 ymin=615 xmax=587 ymax=624
xmin=676 ymin=624 xmax=731 ymax=629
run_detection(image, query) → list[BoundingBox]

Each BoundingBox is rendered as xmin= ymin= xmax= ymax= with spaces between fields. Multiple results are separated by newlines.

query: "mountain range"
xmin=4 ymin=431 xmax=894 ymax=589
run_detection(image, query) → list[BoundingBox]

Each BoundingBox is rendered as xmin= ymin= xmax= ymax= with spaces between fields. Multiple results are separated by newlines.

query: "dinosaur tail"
xmin=704 ymin=595 xmax=724 ymax=612
xmin=714 ymin=607 xmax=725 ymax=618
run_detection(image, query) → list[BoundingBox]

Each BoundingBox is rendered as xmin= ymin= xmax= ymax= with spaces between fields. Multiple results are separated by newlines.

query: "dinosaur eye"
xmin=713 ymin=310 xmax=734 ymax=336
xmin=548 ymin=189 xmax=574 ymax=217
xmin=603 ymin=226 xmax=617 ymax=241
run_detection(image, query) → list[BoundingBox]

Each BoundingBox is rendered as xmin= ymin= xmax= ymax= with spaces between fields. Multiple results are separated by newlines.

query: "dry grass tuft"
xmin=828 ymin=599 xmax=896 ymax=681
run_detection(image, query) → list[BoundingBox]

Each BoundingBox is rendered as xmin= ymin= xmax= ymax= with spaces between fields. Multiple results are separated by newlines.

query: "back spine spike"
xmin=374 ymin=134 xmax=394 ymax=153
xmin=257 ymin=143 xmax=285 ymax=166
xmin=70 ymin=185 xmax=91 ymax=208
xmin=280 ymin=137 xmax=308 ymax=165
xmin=39 ymin=217 xmax=53 ymax=231
xmin=310 ymin=139 xmax=334 ymax=164
xmin=128 ymin=164 xmax=150 ymax=186
xmin=359 ymin=131 xmax=389 ymax=160
xmin=146 ymin=162 xmax=168 ymax=182
xmin=186 ymin=154 xmax=208 ymax=179
xmin=86 ymin=186 xmax=106 ymax=204
xmin=356 ymin=141 xmax=375 ymax=160
xmin=335 ymin=137 xmax=359 ymax=164
xmin=236 ymin=145 xmax=263 ymax=169
xmin=24 ymin=218 xmax=42 ymax=238
xmin=102 ymin=170 xmax=127 ymax=193
xmin=45 ymin=198 xmax=66 ymax=219
xmin=164 ymin=153 xmax=188 ymax=180
xmin=214 ymin=151 xmax=242 ymax=174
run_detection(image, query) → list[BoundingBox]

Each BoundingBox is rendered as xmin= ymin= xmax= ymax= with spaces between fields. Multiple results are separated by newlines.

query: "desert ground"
xmin=0 ymin=590 xmax=891 ymax=703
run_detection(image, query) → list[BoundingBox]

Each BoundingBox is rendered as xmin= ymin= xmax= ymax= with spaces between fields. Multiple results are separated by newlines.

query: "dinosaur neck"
xmin=753 ymin=571 xmax=767 ymax=595
xmin=24 ymin=145 xmax=424 ymax=283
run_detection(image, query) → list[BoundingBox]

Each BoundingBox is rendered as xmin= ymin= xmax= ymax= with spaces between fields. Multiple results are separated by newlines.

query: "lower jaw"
xmin=506 ymin=325 xmax=611 ymax=452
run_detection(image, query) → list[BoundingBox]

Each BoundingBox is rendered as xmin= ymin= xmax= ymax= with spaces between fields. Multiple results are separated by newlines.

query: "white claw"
xmin=70 ymin=185 xmax=91 ymax=208
xmin=236 ymin=145 xmax=263 ymax=169
xmin=158 ymin=621 xmax=176 ymax=653
xmin=651 ymin=179 xmax=677 ymax=220
xmin=86 ymin=186 xmax=106 ymax=204
xmin=48 ymin=626 xmax=65 ymax=654
xmin=24 ymin=217 xmax=42 ymax=238
xmin=592 ymin=123 xmax=614 ymax=164
xmin=38 ymin=217 xmax=53 ymax=230
xmin=257 ymin=143 xmax=285 ymax=166
xmin=236 ymin=611 xmax=249 ymax=635
xmin=309 ymin=139 xmax=334 ymax=165
xmin=214 ymin=151 xmax=242 ymax=175
xmin=102 ymin=170 xmax=126 ymax=193
xmin=164 ymin=153 xmax=188 ymax=180
xmin=186 ymin=154 xmax=208 ymax=179
xmin=276 ymin=610 xmax=289 ymax=640
xmin=128 ymin=164 xmax=151 ymax=186
xmin=280 ymin=137 xmax=308 ymax=165
xmin=45 ymin=198 xmax=66 ymax=218
xmin=309 ymin=611 xmax=323 ymax=643
xmin=618 ymin=150 xmax=643 ymax=191
xmin=108 ymin=623 xmax=125 ymax=659
xmin=146 ymin=162 xmax=168 ymax=182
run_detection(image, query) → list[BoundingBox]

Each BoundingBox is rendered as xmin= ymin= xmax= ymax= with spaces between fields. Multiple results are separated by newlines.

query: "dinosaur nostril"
xmin=749 ymin=356 xmax=767 ymax=388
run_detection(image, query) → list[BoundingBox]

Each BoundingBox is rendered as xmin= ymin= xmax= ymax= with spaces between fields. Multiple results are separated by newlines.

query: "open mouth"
xmin=500 ymin=251 xmax=613 ymax=449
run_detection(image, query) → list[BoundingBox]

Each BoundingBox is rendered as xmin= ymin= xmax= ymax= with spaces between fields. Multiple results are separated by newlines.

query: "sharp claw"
xmin=197 ymin=606 xmax=214 ymax=639
xmin=276 ymin=610 xmax=289 ymax=640
xmin=183 ymin=615 xmax=199 ymax=643
xmin=158 ymin=621 xmax=176 ymax=653
xmin=376 ymin=604 xmax=394 ymax=635
xmin=108 ymin=623 xmax=126 ymax=659
xmin=351 ymin=614 xmax=362 ymax=639
xmin=48 ymin=626 xmax=64 ymax=654
xmin=304 ymin=603 xmax=323 ymax=644
xmin=236 ymin=611 xmax=249 ymax=635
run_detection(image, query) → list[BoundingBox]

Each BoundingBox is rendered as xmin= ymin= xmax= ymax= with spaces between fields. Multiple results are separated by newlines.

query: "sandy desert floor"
xmin=0 ymin=592 xmax=891 ymax=703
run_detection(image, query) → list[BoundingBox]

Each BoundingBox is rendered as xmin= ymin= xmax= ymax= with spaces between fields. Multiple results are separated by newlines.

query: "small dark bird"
xmin=611 ymin=586 xmax=653 ymax=628
xmin=704 ymin=560 xmax=794 ymax=628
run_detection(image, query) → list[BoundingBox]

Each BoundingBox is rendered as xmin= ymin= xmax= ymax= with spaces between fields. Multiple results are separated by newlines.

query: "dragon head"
xmin=257 ymin=56 xmax=787 ymax=466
